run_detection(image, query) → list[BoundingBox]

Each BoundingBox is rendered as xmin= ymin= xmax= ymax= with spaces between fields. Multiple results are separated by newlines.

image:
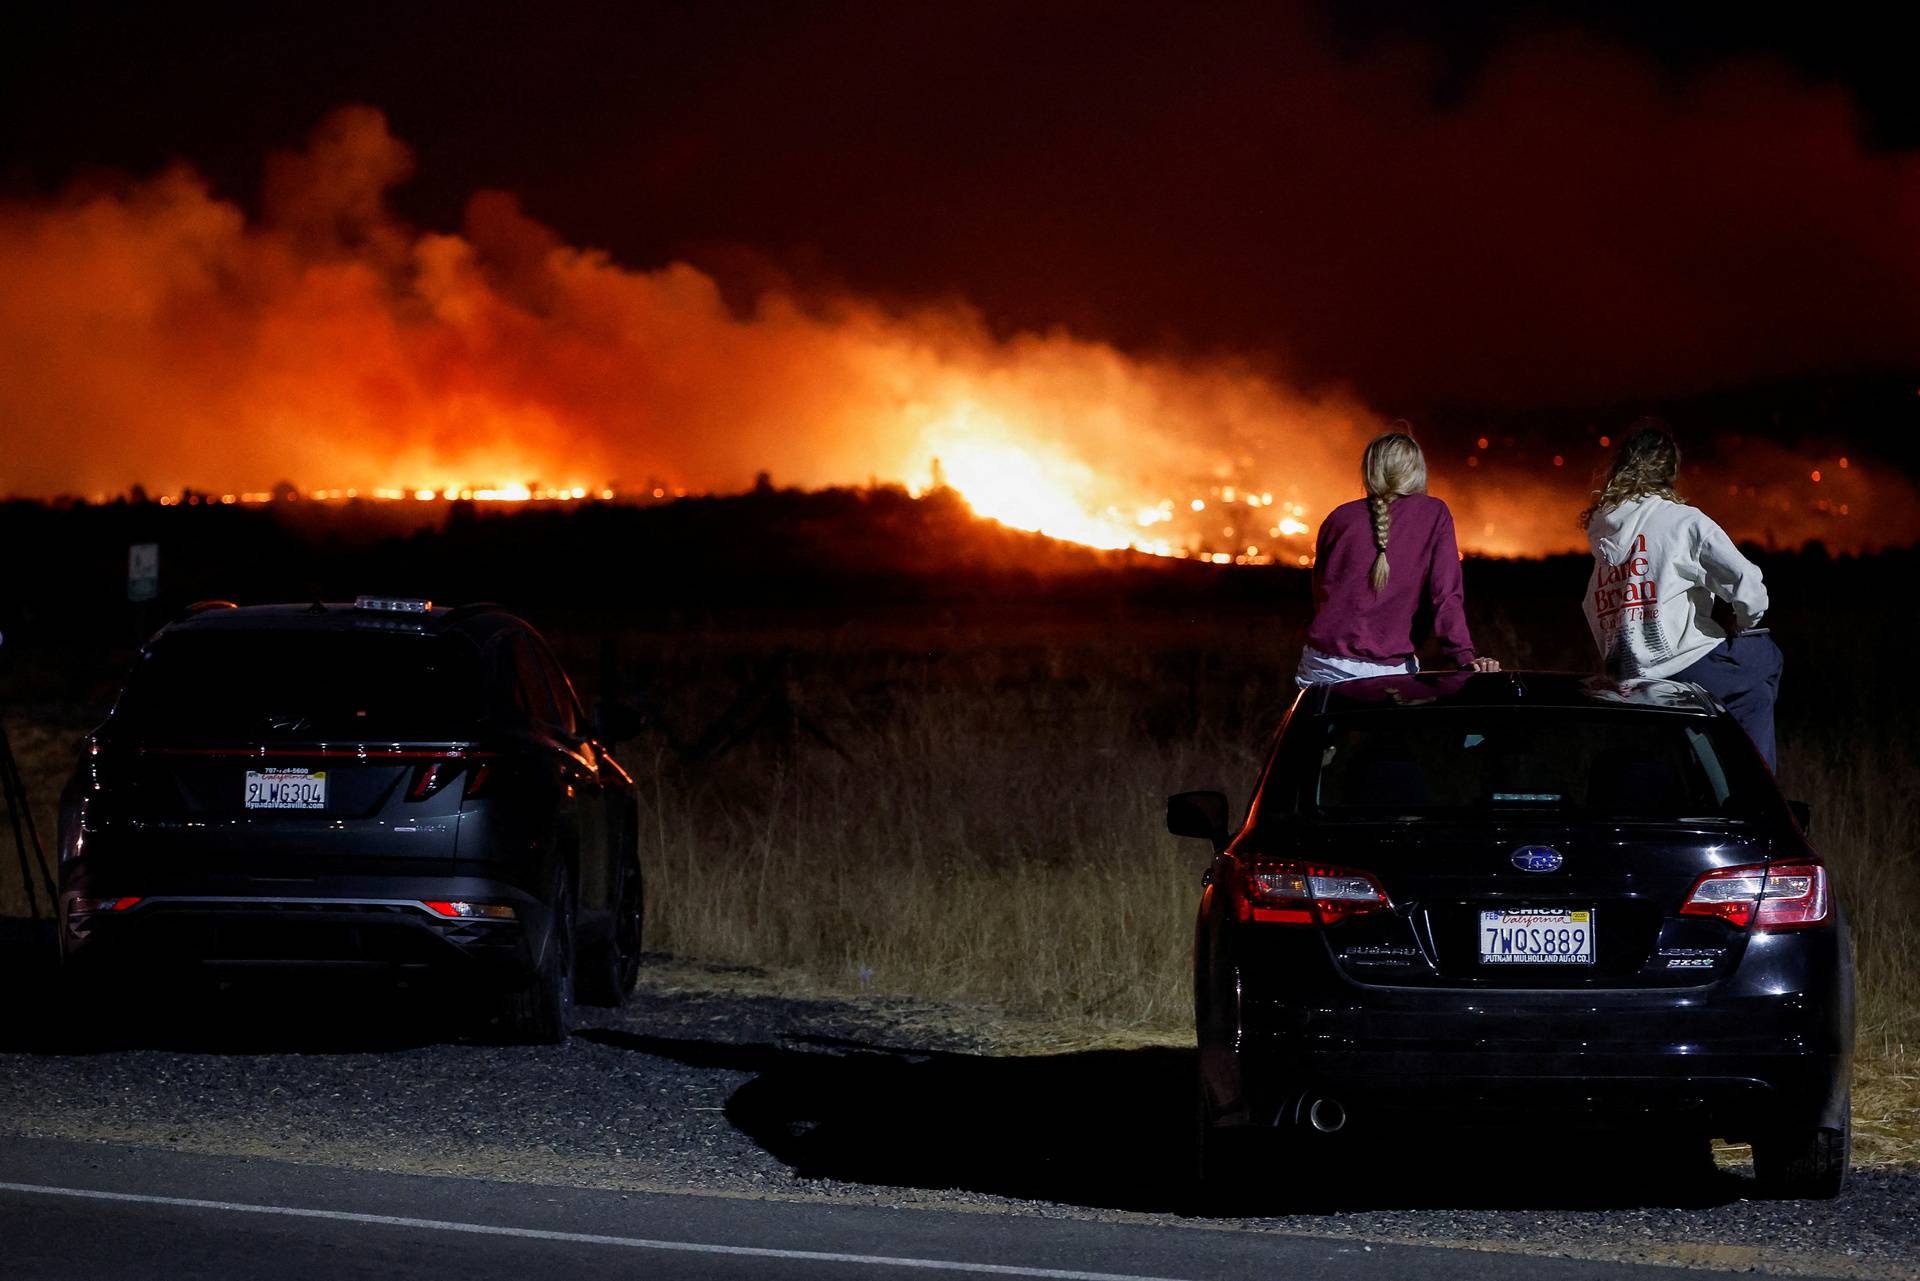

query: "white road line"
xmin=0 ymin=1180 xmax=1196 ymax=1281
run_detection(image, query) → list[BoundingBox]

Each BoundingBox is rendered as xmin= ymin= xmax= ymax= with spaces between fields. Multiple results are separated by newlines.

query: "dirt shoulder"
xmin=0 ymin=930 xmax=1911 ymax=1280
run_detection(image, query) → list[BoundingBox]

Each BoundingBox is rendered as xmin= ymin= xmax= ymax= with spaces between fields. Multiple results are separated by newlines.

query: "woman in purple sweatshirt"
xmin=1296 ymin=431 xmax=1500 ymax=686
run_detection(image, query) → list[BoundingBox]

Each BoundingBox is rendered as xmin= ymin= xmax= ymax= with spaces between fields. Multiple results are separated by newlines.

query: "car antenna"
xmin=306 ymin=600 xmax=328 ymax=614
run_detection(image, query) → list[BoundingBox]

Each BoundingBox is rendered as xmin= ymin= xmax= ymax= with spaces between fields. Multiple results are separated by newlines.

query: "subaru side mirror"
xmin=1788 ymin=800 xmax=1812 ymax=835
xmin=1167 ymin=790 xmax=1230 ymax=850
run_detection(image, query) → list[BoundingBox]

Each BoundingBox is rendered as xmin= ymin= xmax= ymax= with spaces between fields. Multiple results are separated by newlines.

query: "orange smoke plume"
xmin=0 ymin=107 xmax=1912 ymax=558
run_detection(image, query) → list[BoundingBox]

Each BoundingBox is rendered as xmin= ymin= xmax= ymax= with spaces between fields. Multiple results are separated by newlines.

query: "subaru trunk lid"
xmin=1278 ymin=818 xmax=1770 ymax=988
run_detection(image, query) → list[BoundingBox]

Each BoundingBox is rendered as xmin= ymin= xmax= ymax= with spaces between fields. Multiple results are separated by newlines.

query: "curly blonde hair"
xmin=1362 ymin=429 xmax=1428 ymax=592
xmin=1580 ymin=419 xmax=1685 ymax=530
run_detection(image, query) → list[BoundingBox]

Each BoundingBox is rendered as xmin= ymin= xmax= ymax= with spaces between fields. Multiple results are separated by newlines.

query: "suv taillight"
xmin=461 ymin=761 xmax=492 ymax=800
xmin=1680 ymin=861 xmax=1830 ymax=930
xmin=1236 ymin=860 xmax=1391 ymax=926
xmin=405 ymin=755 xmax=496 ymax=802
xmin=407 ymin=761 xmax=459 ymax=801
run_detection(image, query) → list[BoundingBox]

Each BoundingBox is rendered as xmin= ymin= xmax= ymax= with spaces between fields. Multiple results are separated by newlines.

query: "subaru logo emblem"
xmin=1510 ymin=846 xmax=1563 ymax=873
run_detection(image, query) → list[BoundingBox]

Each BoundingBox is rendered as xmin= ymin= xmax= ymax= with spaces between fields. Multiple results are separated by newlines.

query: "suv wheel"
xmin=501 ymin=870 xmax=576 ymax=1045
xmin=579 ymin=858 xmax=643 ymax=1007
xmin=1752 ymin=1110 xmax=1850 ymax=1200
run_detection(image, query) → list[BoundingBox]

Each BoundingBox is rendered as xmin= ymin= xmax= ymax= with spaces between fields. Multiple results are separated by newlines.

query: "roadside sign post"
xmin=128 ymin=540 xmax=162 ymax=646
xmin=128 ymin=542 xmax=160 ymax=603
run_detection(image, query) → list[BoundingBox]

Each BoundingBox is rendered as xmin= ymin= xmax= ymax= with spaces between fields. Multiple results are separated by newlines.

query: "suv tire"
xmin=501 ymin=869 xmax=575 ymax=1045
xmin=579 ymin=857 xmax=642 ymax=1007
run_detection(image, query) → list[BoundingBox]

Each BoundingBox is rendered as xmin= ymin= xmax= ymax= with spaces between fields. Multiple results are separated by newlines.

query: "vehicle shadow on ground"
xmin=575 ymin=1025 xmax=1751 ymax=1217
xmin=0 ymin=914 xmax=1781 ymax=1217
xmin=0 ymin=918 xmax=480 ymax=1054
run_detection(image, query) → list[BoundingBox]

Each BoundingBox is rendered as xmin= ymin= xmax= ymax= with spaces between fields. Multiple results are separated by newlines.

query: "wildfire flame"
xmin=1 ymin=106 xmax=1913 ymax=558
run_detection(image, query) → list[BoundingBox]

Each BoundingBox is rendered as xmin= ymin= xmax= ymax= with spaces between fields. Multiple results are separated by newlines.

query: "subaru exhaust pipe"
xmin=1282 ymin=1092 xmax=1349 ymax=1133
xmin=1306 ymin=1096 xmax=1347 ymax=1134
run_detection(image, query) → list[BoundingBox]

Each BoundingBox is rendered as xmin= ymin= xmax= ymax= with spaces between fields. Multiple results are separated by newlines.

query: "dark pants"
xmin=1675 ymin=633 xmax=1784 ymax=771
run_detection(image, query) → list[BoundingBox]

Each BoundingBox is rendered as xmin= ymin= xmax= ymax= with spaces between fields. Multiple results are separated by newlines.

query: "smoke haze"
xmin=1 ymin=106 xmax=1914 ymax=555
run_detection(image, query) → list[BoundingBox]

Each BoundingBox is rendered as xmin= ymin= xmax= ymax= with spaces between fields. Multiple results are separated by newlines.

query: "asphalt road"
xmin=0 ymin=1134 xmax=1836 ymax=1281
xmin=1 ymin=920 xmax=1914 ymax=1280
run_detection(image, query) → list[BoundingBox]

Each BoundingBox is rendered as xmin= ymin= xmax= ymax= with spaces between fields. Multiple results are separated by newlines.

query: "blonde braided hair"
xmin=1361 ymin=429 xmax=1428 ymax=592
xmin=1579 ymin=419 xmax=1685 ymax=530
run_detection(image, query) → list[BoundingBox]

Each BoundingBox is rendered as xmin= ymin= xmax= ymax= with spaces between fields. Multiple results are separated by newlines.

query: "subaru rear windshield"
xmin=112 ymin=630 xmax=483 ymax=741
xmin=1305 ymin=710 xmax=1766 ymax=820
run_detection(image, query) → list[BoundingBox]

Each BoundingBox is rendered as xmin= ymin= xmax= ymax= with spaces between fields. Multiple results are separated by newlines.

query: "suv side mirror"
xmin=1788 ymin=800 xmax=1812 ymax=835
xmin=593 ymin=700 xmax=646 ymax=744
xmin=1167 ymin=790 xmax=1230 ymax=849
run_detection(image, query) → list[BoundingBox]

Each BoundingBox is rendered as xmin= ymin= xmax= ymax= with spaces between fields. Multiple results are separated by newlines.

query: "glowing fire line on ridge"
xmin=907 ymin=405 xmax=1319 ymax=564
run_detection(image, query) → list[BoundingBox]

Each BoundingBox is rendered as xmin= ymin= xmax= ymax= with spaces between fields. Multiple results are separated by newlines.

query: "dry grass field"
xmin=3 ymin=580 xmax=1914 ymax=1165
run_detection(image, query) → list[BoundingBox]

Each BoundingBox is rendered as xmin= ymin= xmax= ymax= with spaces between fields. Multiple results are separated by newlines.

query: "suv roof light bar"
xmin=354 ymin=596 xmax=434 ymax=614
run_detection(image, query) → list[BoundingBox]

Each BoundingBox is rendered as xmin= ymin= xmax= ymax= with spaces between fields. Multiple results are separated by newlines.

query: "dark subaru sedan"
xmin=57 ymin=598 xmax=644 ymax=1043
xmin=1172 ymin=671 xmax=1852 ymax=1199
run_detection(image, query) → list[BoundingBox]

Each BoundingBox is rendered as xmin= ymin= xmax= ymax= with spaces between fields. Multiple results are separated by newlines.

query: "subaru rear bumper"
xmin=1219 ymin=965 xmax=1852 ymax=1139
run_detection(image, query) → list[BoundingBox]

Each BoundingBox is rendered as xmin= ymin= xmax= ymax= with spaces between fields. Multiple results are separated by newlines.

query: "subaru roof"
xmin=1305 ymin=670 xmax=1717 ymax=716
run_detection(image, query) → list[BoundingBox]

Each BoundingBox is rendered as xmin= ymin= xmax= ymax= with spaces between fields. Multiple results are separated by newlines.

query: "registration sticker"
xmin=244 ymin=768 xmax=327 ymax=810
xmin=1479 ymin=909 xmax=1594 ymax=965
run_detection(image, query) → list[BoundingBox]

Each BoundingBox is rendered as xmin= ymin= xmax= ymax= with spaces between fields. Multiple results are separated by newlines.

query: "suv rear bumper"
xmin=60 ymin=876 xmax=552 ymax=978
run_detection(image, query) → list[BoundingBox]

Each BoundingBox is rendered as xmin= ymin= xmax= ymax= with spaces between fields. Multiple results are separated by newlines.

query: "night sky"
xmin=8 ymin=3 xmax=1916 ymax=409
xmin=3 ymin=3 xmax=1918 ymax=548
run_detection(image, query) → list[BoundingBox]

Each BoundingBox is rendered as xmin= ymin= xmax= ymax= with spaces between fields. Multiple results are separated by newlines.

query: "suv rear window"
xmin=113 ymin=630 xmax=484 ymax=741
xmin=1305 ymin=710 xmax=1763 ymax=820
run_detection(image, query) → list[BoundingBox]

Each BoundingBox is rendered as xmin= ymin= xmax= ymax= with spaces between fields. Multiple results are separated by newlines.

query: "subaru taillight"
xmin=1680 ymin=861 xmax=1830 ymax=930
xmin=1237 ymin=860 xmax=1391 ymax=926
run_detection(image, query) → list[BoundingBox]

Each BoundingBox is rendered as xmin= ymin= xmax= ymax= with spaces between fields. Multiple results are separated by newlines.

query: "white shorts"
xmin=1294 ymin=646 xmax=1420 ymax=688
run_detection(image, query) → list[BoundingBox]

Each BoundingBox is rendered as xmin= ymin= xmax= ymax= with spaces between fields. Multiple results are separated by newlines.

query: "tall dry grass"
xmin=623 ymin=618 xmax=1284 ymax=1034
xmin=3 ymin=594 xmax=1914 ymax=1160
xmin=609 ymin=605 xmax=1917 ymax=1161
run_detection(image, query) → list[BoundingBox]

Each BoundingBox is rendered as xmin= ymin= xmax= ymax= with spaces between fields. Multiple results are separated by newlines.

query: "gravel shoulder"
xmin=0 ymin=921 xmax=1913 ymax=1280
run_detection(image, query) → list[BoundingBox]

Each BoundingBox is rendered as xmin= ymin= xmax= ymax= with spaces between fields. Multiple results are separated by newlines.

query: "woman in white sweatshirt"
xmin=1581 ymin=421 xmax=1782 ymax=769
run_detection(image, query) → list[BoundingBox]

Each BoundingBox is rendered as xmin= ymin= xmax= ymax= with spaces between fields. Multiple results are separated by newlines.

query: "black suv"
xmin=58 ymin=598 xmax=643 ymax=1043
xmin=1174 ymin=671 xmax=1853 ymax=1199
